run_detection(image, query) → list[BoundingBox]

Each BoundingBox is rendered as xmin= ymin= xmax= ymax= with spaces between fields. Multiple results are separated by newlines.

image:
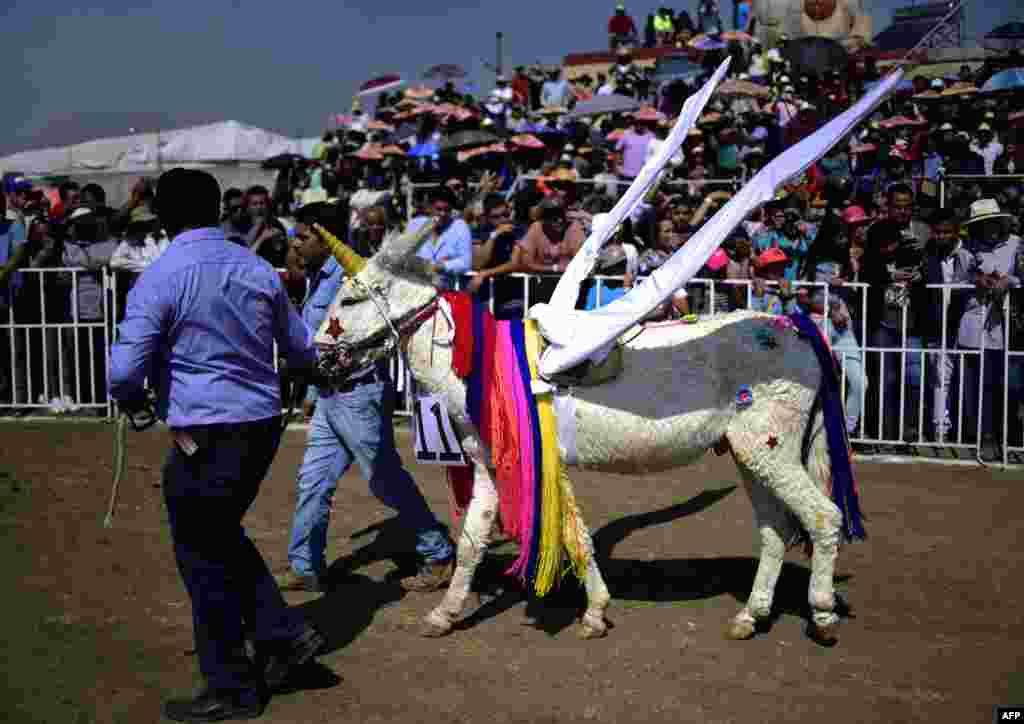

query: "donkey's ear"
xmin=376 ymin=219 xmax=435 ymax=270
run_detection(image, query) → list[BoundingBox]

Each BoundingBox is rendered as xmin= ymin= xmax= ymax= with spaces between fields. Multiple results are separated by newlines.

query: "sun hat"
xmin=963 ymin=198 xmax=1011 ymax=225
xmin=66 ymin=206 xmax=96 ymax=223
xmin=978 ymin=122 xmax=992 ymax=131
xmin=754 ymin=246 xmax=788 ymax=268
xmin=127 ymin=206 xmax=158 ymax=225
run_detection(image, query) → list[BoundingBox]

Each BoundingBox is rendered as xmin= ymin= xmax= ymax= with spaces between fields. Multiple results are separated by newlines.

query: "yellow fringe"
xmin=523 ymin=320 xmax=589 ymax=596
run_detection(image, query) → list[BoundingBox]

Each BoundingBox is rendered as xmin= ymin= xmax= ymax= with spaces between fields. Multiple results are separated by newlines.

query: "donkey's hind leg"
xmin=422 ymin=461 xmax=499 ymax=637
xmin=728 ymin=402 xmax=843 ymax=643
xmin=725 ymin=460 xmax=799 ymax=640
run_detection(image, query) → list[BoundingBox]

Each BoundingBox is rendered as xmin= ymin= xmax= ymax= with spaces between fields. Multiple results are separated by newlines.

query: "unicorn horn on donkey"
xmin=309 ymin=61 xmax=900 ymax=646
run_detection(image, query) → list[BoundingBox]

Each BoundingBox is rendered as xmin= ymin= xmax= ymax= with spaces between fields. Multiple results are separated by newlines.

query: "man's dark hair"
xmin=245 ymin=185 xmax=271 ymax=201
xmin=58 ymin=181 xmax=80 ymax=202
xmin=929 ymin=207 xmax=959 ymax=227
xmin=296 ymin=199 xmax=350 ymax=242
xmin=156 ymin=168 xmax=221 ymax=236
xmin=324 ymin=146 xmax=341 ymax=165
xmin=430 ymin=186 xmax=458 ymax=208
xmin=886 ymin=182 xmax=914 ymax=202
xmin=321 ymin=170 xmax=340 ymax=199
xmin=483 ymin=193 xmax=507 ymax=215
xmin=223 ymin=188 xmax=243 ymax=206
xmin=80 ymin=183 xmax=106 ymax=206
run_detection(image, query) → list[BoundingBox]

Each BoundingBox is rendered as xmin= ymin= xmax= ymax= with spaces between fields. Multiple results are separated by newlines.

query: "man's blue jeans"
xmin=287 ymin=380 xmax=453 ymax=577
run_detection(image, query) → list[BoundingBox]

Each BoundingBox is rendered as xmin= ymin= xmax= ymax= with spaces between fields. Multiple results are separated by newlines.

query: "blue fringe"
xmin=788 ymin=313 xmax=867 ymax=542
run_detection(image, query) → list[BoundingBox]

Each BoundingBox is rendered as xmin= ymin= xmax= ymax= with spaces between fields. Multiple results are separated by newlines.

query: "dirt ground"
xmin=1 ymin=420 xmax=1022 ymax=724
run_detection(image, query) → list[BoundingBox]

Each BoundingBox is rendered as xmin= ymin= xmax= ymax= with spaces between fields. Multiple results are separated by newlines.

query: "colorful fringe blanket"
xmin=442 ymin=292 xmax=589 ymax=596
xmin=789 ymin=312 xmax=866 ymax=542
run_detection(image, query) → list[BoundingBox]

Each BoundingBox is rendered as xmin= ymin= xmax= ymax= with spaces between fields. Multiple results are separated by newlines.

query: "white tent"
xmin=0 ymin=120 xmax=306 ymax=207
xmin=0 ymin=120 xmax=304 ymax=176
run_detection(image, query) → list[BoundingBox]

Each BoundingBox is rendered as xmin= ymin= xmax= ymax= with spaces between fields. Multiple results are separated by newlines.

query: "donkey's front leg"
xmin=422 ymin=461 xmax=499 ymax=637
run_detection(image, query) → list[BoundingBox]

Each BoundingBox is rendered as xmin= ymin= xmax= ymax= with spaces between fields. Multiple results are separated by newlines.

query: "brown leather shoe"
xmin=400 ymin=559 xmax=454 ymax=592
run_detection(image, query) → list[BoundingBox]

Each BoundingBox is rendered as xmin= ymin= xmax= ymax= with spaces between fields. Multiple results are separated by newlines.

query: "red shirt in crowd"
xmin=608 ymin=14 xmax=637 ymax=36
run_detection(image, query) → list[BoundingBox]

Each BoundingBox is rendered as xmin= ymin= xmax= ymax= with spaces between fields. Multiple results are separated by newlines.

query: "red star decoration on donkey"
xmin=766 ymin=436 xmax=779 ymax=449
xmin=326 ymin=317 xmax=344 ymax=339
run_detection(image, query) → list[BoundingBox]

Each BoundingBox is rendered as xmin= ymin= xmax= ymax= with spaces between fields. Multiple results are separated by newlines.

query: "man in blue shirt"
xmin=108 ymin=169 xmax=324 ymax=722
xmin=0 ymin=190 xmax=28 ymax=412
xmin=280 ymin=201 xmax=454 ymax=594
xmin=409 ymin=186 xmax=472 ymax=291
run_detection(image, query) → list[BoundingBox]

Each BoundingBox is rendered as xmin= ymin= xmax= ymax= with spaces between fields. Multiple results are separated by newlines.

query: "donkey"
xmin=311 ymin=221 xmax=853 ymax=645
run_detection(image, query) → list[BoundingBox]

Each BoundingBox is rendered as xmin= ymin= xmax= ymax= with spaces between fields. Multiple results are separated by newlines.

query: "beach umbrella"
xmin=423 ymin=63 xmax=467 ymax=81
xmin=407 ymin=142 xmax=440 ymax=158
xmin=261 ymin=153 xmax=307 ymax=170
xmin=404 ymin=85 xmax=436 ymax=100
xmin=566 ymin=94 xmax=641 ymax=119
xmin=357 ymin=74 xmax=405 ymax=98
xmin=940 ymin=82 xmax=977 ymax=97
xmin=879 ymin=115 xmax=928 ymax=129
xmin=509 ymin=134 xmax=546 ymax=149
xmin=632 ymin=106 xmax=666 ymax=122
xmin=983 ymin=21 xmax=1024 ymax=52
xmin=384 ymin=123 xmax=419 ymax=145
xmin=439 ymin=129 xmax=501 ymax=153
xmin=718 ymin=79 xmax=771 ymax=98
xmin=720 ymin=30 xmax=755 ymax=43
xmin=981 ymin=68 xmax=1024 ymax=93
xmin=456 ymin=143 xmax=508 ymax=163
xmin=689 ymin=33 xmax=727 ymax=51
xmin=781 ymin=36 xmax=848 ymax=75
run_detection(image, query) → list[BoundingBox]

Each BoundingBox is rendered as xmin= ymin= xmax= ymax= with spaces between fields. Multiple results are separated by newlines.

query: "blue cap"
xmin=4 ymin=176 xmax=32 ymax=193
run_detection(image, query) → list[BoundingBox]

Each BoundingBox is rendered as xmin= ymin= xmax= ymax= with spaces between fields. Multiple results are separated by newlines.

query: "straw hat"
xmin=963 ymin=198 xmax=1011 ymax=225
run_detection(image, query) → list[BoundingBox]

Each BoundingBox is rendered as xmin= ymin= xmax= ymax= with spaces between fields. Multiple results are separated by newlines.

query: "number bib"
xmin=412 ymin=394 xmax=466 ymax=465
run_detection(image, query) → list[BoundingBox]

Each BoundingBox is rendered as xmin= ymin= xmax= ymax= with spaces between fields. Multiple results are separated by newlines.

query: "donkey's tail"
xmin=793 ymin=311 xmax=866 ymax=542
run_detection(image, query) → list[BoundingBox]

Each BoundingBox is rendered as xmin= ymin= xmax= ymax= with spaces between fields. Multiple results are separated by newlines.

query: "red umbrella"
xmin=510 ymin=134 xmax=545 ymax=149
xmin=358 ymin=74 xmax=405 ymax=97
xmin=879 ymin=115 xmax=928 ymax=129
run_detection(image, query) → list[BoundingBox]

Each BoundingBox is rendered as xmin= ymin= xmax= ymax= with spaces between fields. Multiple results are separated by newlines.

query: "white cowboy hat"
xmin=963 ymin=198 xmax=1011 ymax=225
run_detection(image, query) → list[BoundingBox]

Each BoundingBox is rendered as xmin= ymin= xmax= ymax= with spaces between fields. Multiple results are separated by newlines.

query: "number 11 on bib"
xmin=412 ymin=394 xmax=466 ymax=465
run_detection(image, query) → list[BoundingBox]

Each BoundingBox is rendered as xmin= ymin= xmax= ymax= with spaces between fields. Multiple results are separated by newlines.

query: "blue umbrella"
xmin=981 ymin=68 xmax=1024 ymax=93
xmin=983 ymin=22 xmax=1024 ymax=52
xmin=408 ymin=142 xmax=440 ymax=158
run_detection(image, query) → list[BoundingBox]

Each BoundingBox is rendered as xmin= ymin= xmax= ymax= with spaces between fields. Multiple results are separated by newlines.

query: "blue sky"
xmin=0 ymin=0 xmax=1016 ymax=156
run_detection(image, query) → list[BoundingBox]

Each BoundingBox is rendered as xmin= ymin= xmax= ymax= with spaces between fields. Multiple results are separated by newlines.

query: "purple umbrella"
xmin=424 ymin=64 xmax=468 ymax=81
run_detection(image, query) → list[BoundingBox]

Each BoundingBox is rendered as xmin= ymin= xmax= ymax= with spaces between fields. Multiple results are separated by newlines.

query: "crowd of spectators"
xmin=2 ymin=6 xmax=1023 ymax=457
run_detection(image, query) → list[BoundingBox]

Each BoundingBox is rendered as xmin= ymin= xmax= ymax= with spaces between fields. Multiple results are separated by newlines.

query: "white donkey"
xmin=312 ymin=223 xmax=853 ymax=646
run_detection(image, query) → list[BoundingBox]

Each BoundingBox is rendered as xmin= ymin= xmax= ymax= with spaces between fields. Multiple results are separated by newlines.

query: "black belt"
xmin=317 ymin=369 xmax=381 ymax=396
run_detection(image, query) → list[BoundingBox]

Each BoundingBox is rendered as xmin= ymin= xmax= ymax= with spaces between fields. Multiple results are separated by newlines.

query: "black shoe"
xmin=162 ymin=689 xmax=264 ymax=722
xmin=263 ymin=625 xmax=326 ymax=691
xmin=274 ymin=570 xmax=325 ymax=594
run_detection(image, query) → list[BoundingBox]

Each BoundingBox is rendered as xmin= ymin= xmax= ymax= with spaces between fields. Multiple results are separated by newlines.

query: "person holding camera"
xmin=861 ymin=183 xmax=928 ymax=443
xmin=752 ymin=198 xmax=812 ymax=282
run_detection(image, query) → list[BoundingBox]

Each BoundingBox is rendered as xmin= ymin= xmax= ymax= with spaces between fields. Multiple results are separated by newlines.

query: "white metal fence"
xmin=2 ymin=267 xmax=1021 ymax=464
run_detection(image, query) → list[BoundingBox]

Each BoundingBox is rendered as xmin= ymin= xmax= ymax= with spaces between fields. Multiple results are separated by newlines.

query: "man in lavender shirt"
xmin=615 ymin=118 xmax=655 ymax=181
xmin=109 ymin=169 xmax=324 ymax=722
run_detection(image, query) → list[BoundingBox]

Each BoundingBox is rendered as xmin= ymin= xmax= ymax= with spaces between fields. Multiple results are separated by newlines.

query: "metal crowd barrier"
xmin=2 ymin=267 xmax=1021 ymax=466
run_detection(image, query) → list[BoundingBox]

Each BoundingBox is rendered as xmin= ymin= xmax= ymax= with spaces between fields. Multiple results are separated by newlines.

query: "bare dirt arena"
xmin=2 ymin=420 xmax=1021 ymax=723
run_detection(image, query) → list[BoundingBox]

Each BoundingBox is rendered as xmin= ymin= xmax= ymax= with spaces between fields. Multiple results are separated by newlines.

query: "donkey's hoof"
xmin=420 ymin=615 xmax=452 ymax=638
xmin=578 ymin=621 xmax=608 ymax=640
xmin=807 ymin=620 xmax=839 ymax=647
xmin=724 ymin=619 xmax=756 ymax=640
